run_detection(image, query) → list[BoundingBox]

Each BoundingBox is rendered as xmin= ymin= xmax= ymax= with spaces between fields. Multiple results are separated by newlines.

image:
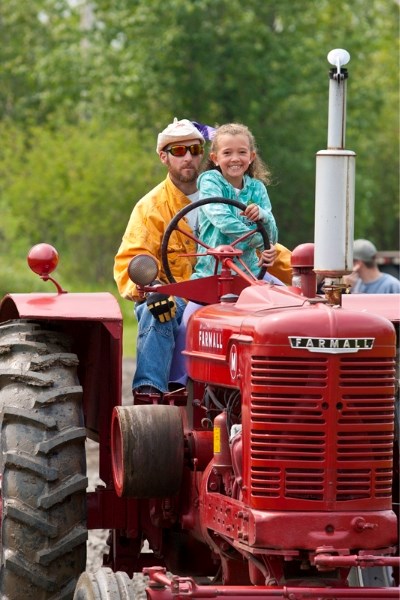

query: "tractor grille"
xmin=249 ymin=354 xmax=395 ymax=507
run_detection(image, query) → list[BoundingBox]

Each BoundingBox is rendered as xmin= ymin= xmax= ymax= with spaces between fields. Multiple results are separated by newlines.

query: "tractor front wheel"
xmin=73 ymin=568 xmax=136 ymax=599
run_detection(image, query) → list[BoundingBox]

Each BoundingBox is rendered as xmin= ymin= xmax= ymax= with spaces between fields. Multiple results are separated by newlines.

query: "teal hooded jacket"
xmin=192 ymin=169 xmax=278 ymax=279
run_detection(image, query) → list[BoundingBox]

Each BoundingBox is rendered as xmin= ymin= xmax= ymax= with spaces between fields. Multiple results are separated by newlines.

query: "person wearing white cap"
xmin=114 ymin=118 xmax=206 ymax=398
xmin=346 ymin=238 xmax=400 ymax=294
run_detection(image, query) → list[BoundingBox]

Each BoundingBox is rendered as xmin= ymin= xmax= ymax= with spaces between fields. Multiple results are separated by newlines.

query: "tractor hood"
xmin=184 ymin=284 xmax=396 ymax=388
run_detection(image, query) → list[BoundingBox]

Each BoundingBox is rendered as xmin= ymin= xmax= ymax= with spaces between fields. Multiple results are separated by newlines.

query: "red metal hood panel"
xmin=342 ymin=293 xmax=400 ymax=323
xmin=185 ymin=291 xmax=396 ymax=385
xmin=239 ymin=302 xmax=396 ymax=351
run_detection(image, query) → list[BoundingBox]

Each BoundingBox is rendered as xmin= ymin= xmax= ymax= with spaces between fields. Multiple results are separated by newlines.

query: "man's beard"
xmin=169 ymin=164 xmax=198 ymax=184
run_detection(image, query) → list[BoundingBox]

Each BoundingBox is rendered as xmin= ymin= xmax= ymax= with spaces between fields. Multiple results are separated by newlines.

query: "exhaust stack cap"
xmin=327 ymin=48 xmax=350 ymax=74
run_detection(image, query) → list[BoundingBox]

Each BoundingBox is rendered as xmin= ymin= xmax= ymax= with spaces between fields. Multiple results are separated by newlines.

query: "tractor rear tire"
xmin=0 ymin=319 xmax=87 ymax=599
xmin=73 ymin=568 xmax=136 ymax=599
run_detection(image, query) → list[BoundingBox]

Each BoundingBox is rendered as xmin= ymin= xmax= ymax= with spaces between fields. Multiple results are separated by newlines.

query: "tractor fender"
xmin=0 ymin=292 xmax=124 ymax=441
xmin=342 ymin=293 xmax=400 ymax=324
xmin=0 ymin=291 xmax=122 ymax=324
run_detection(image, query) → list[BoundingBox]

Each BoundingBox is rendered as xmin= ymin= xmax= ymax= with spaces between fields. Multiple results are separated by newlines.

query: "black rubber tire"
xmin=73 ymin=568 xmax=136 ymax=599
xmin=112 ymin=404 xmax=184 ymax=498
xmin=0 ymin=319 xmax=88 ymax=599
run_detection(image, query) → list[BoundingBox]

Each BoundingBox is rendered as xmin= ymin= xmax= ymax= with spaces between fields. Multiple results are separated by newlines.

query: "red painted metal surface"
xmin=314 ymin=553 xmax=400 ymax=568
xmin=181 ymin=283 xmax=398 ymax=582
xmin=3 ymin=245 xmax=398 ymax=595
xmin=342 ymin=294 xmax=400 ymax=323
xmin=291 ymin=243 xmax=315 ymax=268
xmin=154 ymin=271 xmax=253 ymax=305
xmin=0 ymin=290 xmax=124 ymax=490
xmin=27 ymin=242 xmax=59 ymax=275
xmin=144 ymin=567 xmax=399 ymax=598
xmin=0 ymin=291 xmax=122 ymax=323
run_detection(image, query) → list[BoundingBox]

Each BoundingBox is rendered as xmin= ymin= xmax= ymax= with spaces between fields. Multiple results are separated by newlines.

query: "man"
xmin=114 ymin=117 xmax=292 ymax=399
xmin=114 ymin=118 xmax=206 ymax=398
xmin=346 ymin=239 xmax=400 ymax=294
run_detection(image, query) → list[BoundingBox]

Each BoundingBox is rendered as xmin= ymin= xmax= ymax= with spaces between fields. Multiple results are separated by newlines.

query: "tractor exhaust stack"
xmin=314 ymin=49 xmax=356 ymax=297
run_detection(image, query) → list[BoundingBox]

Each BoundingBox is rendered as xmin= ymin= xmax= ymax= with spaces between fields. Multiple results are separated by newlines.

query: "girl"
xmin=192 ymin=122 xmax=281 ymax=281
xmin=170 ymin=124 xmax=291 ymax=387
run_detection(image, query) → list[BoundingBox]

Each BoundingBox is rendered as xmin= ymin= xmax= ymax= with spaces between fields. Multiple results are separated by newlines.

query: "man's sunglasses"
xmin=165 ymin=144 xmax=204 ymax=157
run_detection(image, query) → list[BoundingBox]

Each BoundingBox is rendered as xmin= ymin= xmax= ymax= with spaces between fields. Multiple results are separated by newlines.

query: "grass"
xmin=0 ymin=255 xmax=52 ymax=297
xmin=120 ymin=307 xmax=137 ymax=358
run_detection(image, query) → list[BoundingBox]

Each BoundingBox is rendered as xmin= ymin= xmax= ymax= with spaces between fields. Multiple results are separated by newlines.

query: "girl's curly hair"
xmin=202 ymin=123 xmax=272 ymax=185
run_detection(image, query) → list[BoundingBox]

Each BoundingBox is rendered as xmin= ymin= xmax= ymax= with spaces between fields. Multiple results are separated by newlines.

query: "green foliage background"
xmin=0 ymin=0 xmax=398 ymax=351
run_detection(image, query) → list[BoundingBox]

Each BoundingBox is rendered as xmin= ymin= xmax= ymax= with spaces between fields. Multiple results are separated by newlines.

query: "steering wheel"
xmin=161 ymin=197 xmax=270 ymax=283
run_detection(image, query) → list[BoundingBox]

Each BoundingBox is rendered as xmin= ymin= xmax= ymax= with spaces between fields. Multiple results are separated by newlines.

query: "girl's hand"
xmin=258 ymin=245 xmax=277 ymax=267
xmin=242 ymin=203 xmax=260 ymax=222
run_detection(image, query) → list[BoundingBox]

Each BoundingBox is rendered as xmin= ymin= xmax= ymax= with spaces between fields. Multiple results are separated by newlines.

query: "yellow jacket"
xmin=114 ymin=175 xmax=197 ymax=301
xmin=269 ymin=243 xmax=293 ymax=285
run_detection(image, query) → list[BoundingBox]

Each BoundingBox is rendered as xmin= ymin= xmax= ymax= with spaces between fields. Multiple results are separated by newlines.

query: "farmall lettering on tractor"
xmin=0 ymin=50 xmax=398 ymax=599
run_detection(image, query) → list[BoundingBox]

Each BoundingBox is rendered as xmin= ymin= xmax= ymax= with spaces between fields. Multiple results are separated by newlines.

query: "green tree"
xmin=0 ymin=0 xmax=398 ymax=290
xmin=90 ymin=0 xmax=399 ymax=248
xmin=0 ymin=0 xmax=88 ymax=124
xmin=0 ymin=120 xmax=163 ymax=283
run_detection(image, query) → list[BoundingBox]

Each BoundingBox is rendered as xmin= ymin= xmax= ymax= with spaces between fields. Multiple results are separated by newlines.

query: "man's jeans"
xmin=133 ymin=296 xmax=186 ymax=393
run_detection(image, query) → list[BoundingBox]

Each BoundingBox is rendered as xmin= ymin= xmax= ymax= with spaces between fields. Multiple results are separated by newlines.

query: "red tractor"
xmin=0 ymin=50 xmax=398 ymax=599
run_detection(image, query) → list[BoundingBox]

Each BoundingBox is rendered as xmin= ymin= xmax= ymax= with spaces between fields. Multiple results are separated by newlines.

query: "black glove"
xmin=146 ymin=291 xmax=176 ymax=323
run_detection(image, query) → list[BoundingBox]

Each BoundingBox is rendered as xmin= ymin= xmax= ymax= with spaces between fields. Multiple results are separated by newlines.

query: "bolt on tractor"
xmin=0 ymin=50 xmax=398 ymax=599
